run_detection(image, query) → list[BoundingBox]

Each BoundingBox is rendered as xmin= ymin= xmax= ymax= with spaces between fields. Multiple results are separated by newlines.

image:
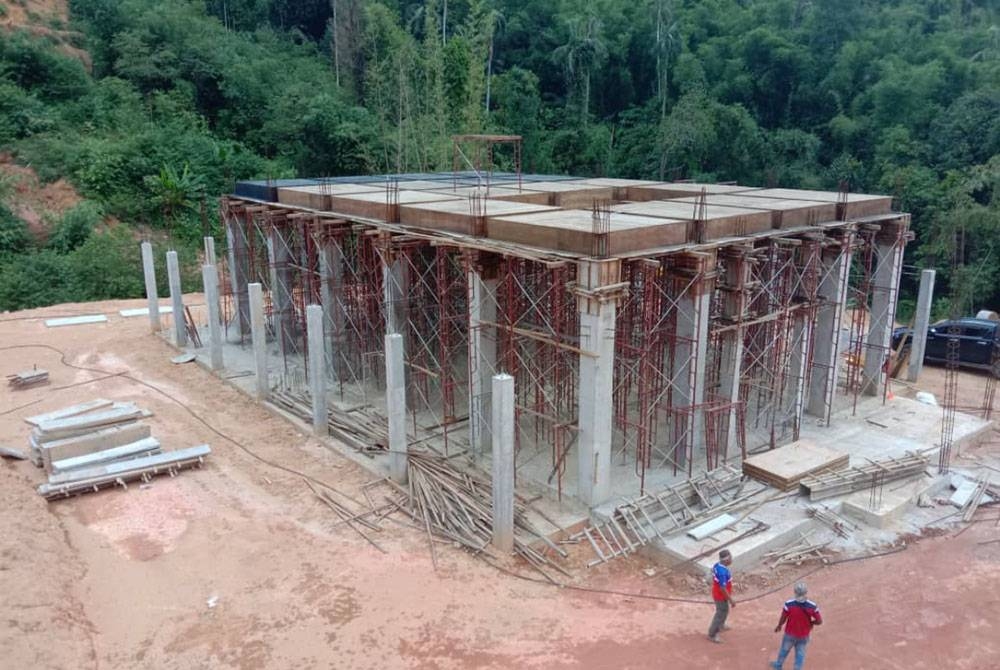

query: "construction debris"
xmin=270 ymin=389 xmax=389 ymax=454
xmin=0 ymin=446 xmax=28 ymax=460
xmin=799 ymin=453 xmax=929 ymax=501
xmin=962 ymin=477 xmax=993 ymax=522
xmin=807 ymin=506 xmax=858 ymax=539
xmin=404 ymin=452 xmax=568 ymax=581
xmin=576 ymin=465 xmax=761 ymax=566
xmin=6 ymin=367 xmax=49 ymax=389
xmin=763 ymin=532 xmax=833 ymax=568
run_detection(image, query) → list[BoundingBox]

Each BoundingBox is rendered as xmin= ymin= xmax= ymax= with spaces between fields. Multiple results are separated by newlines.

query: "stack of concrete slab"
xmin=742 ymin=440 xmax=849 ymax=490
xmin=22 ymin=399 xmax=211 ymax=501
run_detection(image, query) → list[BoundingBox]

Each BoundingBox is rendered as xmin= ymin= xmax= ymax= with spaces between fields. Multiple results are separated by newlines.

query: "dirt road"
xmin=2 ymin=299 xmax=998 ymax=669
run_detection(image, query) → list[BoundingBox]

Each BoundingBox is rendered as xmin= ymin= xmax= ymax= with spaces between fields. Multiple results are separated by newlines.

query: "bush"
xmin=0 ymin=205 xmax=31 ymax=255
xmin=48 ymin=201 xmax=102 ymax=252
xmin=67 ymin=225 xmax=144 ymax=300
xmin=0 ymin=250 xmax=73 ymax=311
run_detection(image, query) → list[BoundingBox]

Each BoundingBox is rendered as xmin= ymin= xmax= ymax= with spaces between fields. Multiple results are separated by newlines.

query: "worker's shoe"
xmin=707 ymin=635 xmax=723 ymax=644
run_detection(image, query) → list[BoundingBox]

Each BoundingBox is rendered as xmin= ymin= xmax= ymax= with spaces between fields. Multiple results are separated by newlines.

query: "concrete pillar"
xmin=787 ymin=318 xmax=812 ymax=437
xmin=576 ymin=259 xmax=620 ymax=507
xmin=673 ymin=255 xmax=713 ymax=469
xmin=907 ymin=269 xmax=936 ymax=383
xmin=141 ymin=241 xmax=160 ymax=333
xmin=227 ymin=217 xmax=251 ymax=337
xmin=166 ymin=250 xmax=186 ymax=347
xmin=248 ymin=283 xmax=269 ymax=399
xmin=307 ymin=305 xmax=328 ymax=436
xmin=468 ymin=270 xmax=498 ymax=459
xmin=491 ymin=372 xmax=515 ymax=554
xmin=385 ymin=333 xmax=407 ymax=483
xmin=807 ymin=242 xmax=852 ymax=422
xmin=320 ymin=237 xmax=346 ymax=381
xmin=382 ymin=256 xmax=406 ymax=336
xmin=269 ymin=226 xmax=296 ymax=357
xmin=717 ymin=251 xmax=749 ymax=450
xmin=202 ymin=265 xmax=224 ymax=371
xmin=203 ymin=236 xmax=216 ymax=266
xmin=863 ymin=238 xmax=904 ymax=396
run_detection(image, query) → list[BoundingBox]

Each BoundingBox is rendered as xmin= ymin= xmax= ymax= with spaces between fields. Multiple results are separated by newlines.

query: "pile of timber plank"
xmin=270 ymin=389 xmax=389 ymax=453
xmin=799 ymin=453 xmax=929 ymax=501
xmin=21 ymin=399 xmax=211 ymax=500
xmin=742 ymin=440 xmax=849 ymax=490
xmin=7 ymin=368 xmax=49 ymax=389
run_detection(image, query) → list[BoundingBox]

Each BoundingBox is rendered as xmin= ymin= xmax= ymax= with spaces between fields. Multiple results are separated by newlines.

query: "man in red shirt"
xmin=707 ymin=549 xmax=735 ymax=643
xmin=770 ymin=581 xmax=822 ymax=669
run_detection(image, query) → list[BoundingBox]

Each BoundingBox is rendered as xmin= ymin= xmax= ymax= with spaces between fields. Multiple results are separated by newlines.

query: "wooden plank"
xmin=743 ymin=440 xmax=848 ymax=489
xmin=625 ymin=182 xmax=761 ymax=201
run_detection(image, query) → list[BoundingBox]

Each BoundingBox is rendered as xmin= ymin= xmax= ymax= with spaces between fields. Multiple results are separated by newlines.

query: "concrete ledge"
xmin=840 ymin=475 xmax=945 ymax=529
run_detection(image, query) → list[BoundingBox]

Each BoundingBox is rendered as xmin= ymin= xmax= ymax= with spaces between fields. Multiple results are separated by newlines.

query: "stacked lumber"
xmin=20 ymin=398 xmax=210 ymax=500
xmin=763 ymin=532 xmax=832 ymax=568
xmin=799 ymin=453 xmax=929 ymax=501
xmin=270 ymin=389 xmax=389 ymax=453
xmin=742 ymin=440 xmax=849 ymax=490
xmin=7 ymin=368 xmax=49 ymax=389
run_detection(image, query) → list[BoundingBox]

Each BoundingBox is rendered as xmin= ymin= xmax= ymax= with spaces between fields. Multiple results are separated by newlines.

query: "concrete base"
xmin=655 ymin=503 xmax=817 ymax=575
xmin=840 ymin=475 xmax=946 ymax=529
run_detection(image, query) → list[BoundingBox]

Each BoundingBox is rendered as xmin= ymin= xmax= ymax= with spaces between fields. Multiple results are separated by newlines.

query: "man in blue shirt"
xmin=708 ymin=549 xmax=736 ymax=643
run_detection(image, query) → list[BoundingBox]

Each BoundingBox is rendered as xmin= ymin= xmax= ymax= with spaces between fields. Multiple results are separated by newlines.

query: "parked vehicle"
xmin=892 ymin=318 xmax=1000 ymax=377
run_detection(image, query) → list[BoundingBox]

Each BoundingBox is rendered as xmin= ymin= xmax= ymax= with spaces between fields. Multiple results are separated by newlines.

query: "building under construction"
xmin=212 ymin=141 xmax=911 ymax=510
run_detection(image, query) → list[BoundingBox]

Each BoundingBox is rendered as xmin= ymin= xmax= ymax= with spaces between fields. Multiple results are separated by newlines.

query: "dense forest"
xmin=0 ymin=0 xmax=998 ymax=315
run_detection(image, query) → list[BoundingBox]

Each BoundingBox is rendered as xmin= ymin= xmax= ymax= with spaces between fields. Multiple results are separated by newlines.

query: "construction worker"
xmin=770 ymin=581 xmax=822 ymax=669
xmin=707 ymin=549 xmax=735 ymax=643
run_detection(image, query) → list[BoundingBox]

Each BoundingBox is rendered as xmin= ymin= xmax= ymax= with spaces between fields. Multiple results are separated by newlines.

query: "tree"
xmin=143 ymin=163 xmax=206 ymax=233
xmin=553 ymin=15 xmax=607 ymax=125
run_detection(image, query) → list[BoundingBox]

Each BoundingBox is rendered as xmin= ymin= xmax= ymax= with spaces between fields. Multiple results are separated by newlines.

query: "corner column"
xmin=575 ymin=258 xmax=622 ymax=507
xmin=807 ymin=235 xmax=853 ymax=422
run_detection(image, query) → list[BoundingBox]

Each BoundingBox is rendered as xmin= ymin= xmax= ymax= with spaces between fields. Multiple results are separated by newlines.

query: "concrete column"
xmin=863 ymin=239 xmax=904 ymax=396
xmin=717 ymin=251 xmax=749 ymax=450
xmin=787 ymin=318 xmax=812 ymax=437
xmin=385 ymin=333 xmax=408 ymax=483
xmin=166 ymin=250 xmax=186 ymax=347
xmin=269 ymin=226 xmax=296 ymax=357
xmin=576 ymin=259 xmax=620 ymax=507
xmin=907 ymin=269 xmax=936 ymax=383
xmin=468 ymin=270 xmax=498 ymax=459
xmin=141 ymin=241 xmax=160 ymax=333
xmin=320 ymin=237 xmax=346 ymax=381
xmin=307 ymin=305 xmax=328 ymax=436
xmin=227 ymin=217 xmax=251 ymax=337
xmin=202 ymin=265 xmax=224 ymax=371
xmin=382 ymin=256 xmax=406 ymax=336
xmin=673 ymin=255 xmax=713 ymax=469
xmin=807 ymin=243 xmax=852 ymax=421
xmin=491 ymin=372 xmax=515 ymax=554
xmin=248 ymin=283 xmax=269 ymax=399
xmin=203 ymin=236 xmax=216 ymax=266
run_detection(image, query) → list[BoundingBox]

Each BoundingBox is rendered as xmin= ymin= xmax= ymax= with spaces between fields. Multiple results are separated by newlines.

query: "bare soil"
xmin=2 ymin=298 xmax=999 ymax=669
xmin=1 ymin=154 xmax=83 ymax=241
xmin=0 ymin=0 xmax=91 ymax=70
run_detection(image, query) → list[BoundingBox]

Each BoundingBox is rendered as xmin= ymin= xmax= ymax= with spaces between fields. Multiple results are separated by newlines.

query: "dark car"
xmin=892 ymin=318 xmax=1000 ymax=377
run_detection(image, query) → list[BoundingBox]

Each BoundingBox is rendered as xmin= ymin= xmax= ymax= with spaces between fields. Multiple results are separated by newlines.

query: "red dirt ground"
xmin=1 ymin=298 xmax=999 ymax=669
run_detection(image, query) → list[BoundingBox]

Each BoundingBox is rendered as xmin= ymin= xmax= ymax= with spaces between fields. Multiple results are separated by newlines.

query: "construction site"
xmin=3 ymin=137 xmax=1000 ymax=669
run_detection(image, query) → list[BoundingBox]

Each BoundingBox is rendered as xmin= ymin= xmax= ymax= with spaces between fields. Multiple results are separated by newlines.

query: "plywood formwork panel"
xmin=423 ymin=185 xmax=536 ymax=200
xmin=277 ymin=183 xmax=383 ymax=210
xmin=672 ymin=194 xmax=837 ymax=229
xmin=742 ymin=439 xmax=849 ymax=490
xmin=745 ymin=188 xmax=893 ymax=219
xmin=612 ymin=200 xmax=774 ymax=240
xmin=626 ymin=182 xmax=761 ymax=201
xmin=492 ymin=181 xmax=616 ymax=208
xmin=576 ymin=178 xmax=663 ymax=200
xmin=398 ymin=199 xmax=560 ymax=235
xmin=488 ymin=210 xmax=687 ymax=255
xmin=327 ymin=190 xmax=460 ymax=220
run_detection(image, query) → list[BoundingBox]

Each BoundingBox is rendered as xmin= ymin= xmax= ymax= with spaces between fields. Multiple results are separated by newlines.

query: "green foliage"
xmin=47 ymin=201 xmax=102 ymax=253
xmin=67 ymin=226 xmax=144 ymax=300
xmin=0 ymin=204 xmax=31 ymax=255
